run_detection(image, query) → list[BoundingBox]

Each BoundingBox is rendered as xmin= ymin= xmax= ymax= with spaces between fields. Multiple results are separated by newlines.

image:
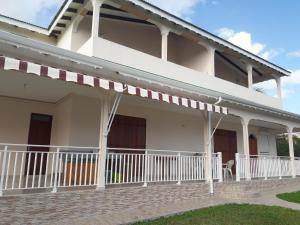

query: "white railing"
xmin=0 ymin=144 xmax=100 ymax=195
xmin=236 ymin=153 xmax=296 ymax=180
xmin=105 ymin=148 xmax=223 ymax=185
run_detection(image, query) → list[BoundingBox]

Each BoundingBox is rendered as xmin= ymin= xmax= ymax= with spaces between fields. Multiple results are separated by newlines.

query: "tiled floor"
xmin=1 ymin=179 xmax=300 ymax=225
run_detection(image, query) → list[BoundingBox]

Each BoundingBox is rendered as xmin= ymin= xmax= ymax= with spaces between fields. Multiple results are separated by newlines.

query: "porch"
xmin=0 ymin=54 xmax=300 ymax=196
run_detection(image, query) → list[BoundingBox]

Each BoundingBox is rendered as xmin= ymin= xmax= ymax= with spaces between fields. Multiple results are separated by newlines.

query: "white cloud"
xmin=0 ymin=0 xmax=64 ymax=26
xmin=287 ymin=50 xmax=300 ymax=58
xmin=146 ymin=0 xmax=206 ymax=19
xmin=283 ymin=70 xmax=300 ymax=85
xmin=216 ymin=27 xmax=280 ymax=60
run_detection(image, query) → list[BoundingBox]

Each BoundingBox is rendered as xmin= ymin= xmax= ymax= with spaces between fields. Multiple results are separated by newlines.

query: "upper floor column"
xmin=91 ymin=0 xmax=106 ymax=50
xmin=156 ymin=25 xmax=170 ymax=61
xmin=246 ymin=64 xmax=253 ymax=90
xmin=205 ymin=45 xmax=215 ymax=76
xmin=275 ymin=77 xmax=282 ymax=100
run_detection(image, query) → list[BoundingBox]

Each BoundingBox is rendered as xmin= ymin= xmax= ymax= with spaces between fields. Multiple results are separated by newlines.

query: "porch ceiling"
xmin=0 ymin=70 xmax=101 ymax=103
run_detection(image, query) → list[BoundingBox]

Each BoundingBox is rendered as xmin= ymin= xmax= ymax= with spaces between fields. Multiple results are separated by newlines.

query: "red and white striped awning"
xmin=0 ymin=55 xmax=228 ymax=115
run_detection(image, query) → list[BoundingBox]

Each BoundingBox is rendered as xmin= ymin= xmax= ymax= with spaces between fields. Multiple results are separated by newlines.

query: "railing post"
xmin=278 ymin=157 xmax=282 ymax=179
xmin=0 ymin=146 xmax=8 ymax=196
xmin=235 ymin=153 xmax=240 ymax=182
xmin=143 ymin=150 xmax=148 ymax=187
xmin=291 ymin=157 xmax=296 ymax=178
xmin=177 ymin=152 xmax=181 ymax=185
xmin=264 ymin=156 xmax=268 ymax=180
xmin=52 ymin=148 xmax=60 ymax=193
xmin=217 ymin=152 xmax=223 ymax=183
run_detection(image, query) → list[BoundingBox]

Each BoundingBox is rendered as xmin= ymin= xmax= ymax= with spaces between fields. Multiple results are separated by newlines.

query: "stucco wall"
xmin=168 ymin=33 xmax=210 ymax=74
xmin=0 ymin=96 xmax=55 ymax=147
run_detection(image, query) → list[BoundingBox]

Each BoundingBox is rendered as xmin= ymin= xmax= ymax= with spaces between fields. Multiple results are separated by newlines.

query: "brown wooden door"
xmin=107 ymin=115 xmax=146 ymax=151
xmin=107 ymin=115 xmax=146 ymax=182
xmin=249 ymin=135 xmax=258 ymax=156
xmin=214 ymin=129 xmax=237 ymax=171
xmin=25 ymin=113 xmax=53 ymax=175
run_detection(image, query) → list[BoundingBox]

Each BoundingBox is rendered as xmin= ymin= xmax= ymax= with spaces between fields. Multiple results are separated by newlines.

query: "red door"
xmin=249 ymin=135 xmax=258 ymax=156
xmin=107 ymin=115 xmax=146 ymax=182
xmin=107 ymin=115 xmax=146 ymax=151
xmin=214 ymin=129 xmax=237 ymax=172
xmin=25 ymin=113 xmax=52 ymax=175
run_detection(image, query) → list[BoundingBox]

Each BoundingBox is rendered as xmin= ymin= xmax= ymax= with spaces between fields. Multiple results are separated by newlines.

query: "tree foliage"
xmin=276 ymin=135 xmax=300 ymax=157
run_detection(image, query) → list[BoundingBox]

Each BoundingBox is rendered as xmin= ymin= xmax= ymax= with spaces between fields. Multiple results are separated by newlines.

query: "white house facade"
xmin=0 ymin=0 xmax=300 ymax=195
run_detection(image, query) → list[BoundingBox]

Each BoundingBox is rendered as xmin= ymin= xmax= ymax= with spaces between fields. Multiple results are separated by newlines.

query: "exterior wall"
xmin=51 ymin=94 xmax=101 ymax=147
xmin=90 ymin=37 xmax=282 ymax=109
xmin=99 ymin=17 xmax=161 ymax=58
xmin=168 ymin=33 xmax=210 ymax=74
xmin=117 ymin=101 xmax=205 ymax=152
xmin=0 ymin=96 xmax=55 ymax=147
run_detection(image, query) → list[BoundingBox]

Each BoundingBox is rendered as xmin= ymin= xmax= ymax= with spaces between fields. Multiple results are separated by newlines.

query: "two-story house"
xmin=0 ymin=0 xmax=300 ymax=195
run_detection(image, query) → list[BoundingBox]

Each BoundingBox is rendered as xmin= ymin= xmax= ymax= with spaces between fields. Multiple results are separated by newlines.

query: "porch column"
xmin=246 ymin=64 xmax=253 ymax=90
xmin=287 ymin=126 xmax=296 ymax=178
xmin=276 ymin=77 xmax=282 ymax=100
xmin=241 ymin=117 xmax=251 ymax=180
xmin=91 ymin=0 xmax=105 ymax=50
xmin=159 ymin=26 xmax=170 ymax=61
xmin=97 ymin=94 xmax=110 ymax=189
xmin=203 ymin=111 xmax=213 ymax=194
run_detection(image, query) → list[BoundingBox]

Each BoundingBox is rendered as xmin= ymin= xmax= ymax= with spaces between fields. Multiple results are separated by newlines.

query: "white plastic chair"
xmin=223 ymin=160 xmax=234 ymax=180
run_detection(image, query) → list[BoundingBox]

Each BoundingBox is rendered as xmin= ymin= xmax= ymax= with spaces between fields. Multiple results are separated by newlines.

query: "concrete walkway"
xmin=1 ymin=179 xmax=300 ymax=225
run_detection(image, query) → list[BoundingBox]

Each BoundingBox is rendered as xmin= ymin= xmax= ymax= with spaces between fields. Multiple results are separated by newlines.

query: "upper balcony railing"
xmin=77 ymin=37 xmax=283 ymax=109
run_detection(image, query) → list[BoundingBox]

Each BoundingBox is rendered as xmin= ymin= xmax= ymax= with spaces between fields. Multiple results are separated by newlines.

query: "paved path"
xmin=1 ymin=180 xmax=300 ymax=225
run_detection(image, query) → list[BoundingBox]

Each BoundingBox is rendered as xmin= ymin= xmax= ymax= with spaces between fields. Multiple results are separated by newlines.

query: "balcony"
xmin=77 ymin=37 xmax=282 ymax=109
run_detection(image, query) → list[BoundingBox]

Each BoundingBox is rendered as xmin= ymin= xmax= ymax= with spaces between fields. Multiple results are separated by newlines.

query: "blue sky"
xmin=1 ymin=0 xmax=300 ymax=113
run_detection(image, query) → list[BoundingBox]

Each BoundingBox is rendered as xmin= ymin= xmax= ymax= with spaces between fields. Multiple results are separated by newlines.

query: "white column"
xmin=287 ymin=126 xmax=296 ymax=178
xmin=241 ymin=117 xmax=251 ymax=180
xmin=159 ymin=26 xmax=170 ymax=61
xmin=207 ymin=46 xmax=215 ymax=76
xmin=205 ymin=111 xmax=213 ymax=194
xmin=96 ymin=94 xmax=110 ymax=189
xmin=276 ymin=77 xmax=282 ymax=100
xmin=247 ymin=64 xmax=253 ymax=90
xmin=91 ymin=0 xmax=105 ymax=50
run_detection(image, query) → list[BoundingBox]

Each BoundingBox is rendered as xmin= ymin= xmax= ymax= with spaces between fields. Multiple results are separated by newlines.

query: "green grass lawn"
xmin=134 ymin=204 xmax=300 ymax=225
xmin=277 ymin=191 xmax=300 ymax=203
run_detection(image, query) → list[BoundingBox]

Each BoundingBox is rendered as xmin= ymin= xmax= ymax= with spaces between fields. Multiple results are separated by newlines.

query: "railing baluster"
xmin=12 ymin=152 xmax=18 ymax=190
xmin=69 ymin=153 xmax=73 ymax=187
xmin=19 ymin=152 xmax=25 ymax=189
xmin=63 ymin=153 xmax=68 ymax=187
xmin=0 ymin=146 xmax=8 ymax=196
xmin=5 ymin=151 xmax=11 ymax=190
xmin=89 ymin=154 xmax=93 ymax=185
xmin=38 ymin=153 xmax=44 ymax=188
xmin=94 ymin=154 xmax=98 ymax=185
xmin=44 ymin=152 xmax=49 ymax=188
xmin=52 ymin=148 xmax=60 ymax=193
xmin=84 ymin=154 xmax=88 ymax=186
xmin=79 ymin=153 xmax=83 ymax=186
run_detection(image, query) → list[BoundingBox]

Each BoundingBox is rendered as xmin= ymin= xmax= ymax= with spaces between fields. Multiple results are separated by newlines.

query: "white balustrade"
xmin=0 ymin=144 xmax=223 ymax=195
xmin=105 ymin=148 xmax=222 ymax=185
xmin=236 ymin=153 xmax=295 ymax=180
xmin=0 ymin=144 xmax=99 ymax=195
